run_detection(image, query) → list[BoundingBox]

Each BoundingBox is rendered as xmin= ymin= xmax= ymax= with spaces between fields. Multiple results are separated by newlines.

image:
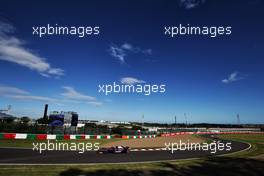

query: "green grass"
xmin=0 ymin=160 xmax=203 ymax=176
xmin=193 ymin=134 xmax=213 ymax=144
xmin=0 ymin=157 xmax=263 ymax=176
xmin=0 ymin=134 xmax=263 ymax=176
xmin=217 ymin=134 xmax=264 ymax=158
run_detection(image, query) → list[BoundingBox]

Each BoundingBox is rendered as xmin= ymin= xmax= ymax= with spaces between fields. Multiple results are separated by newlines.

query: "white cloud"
xmin=61 ymin=86 xmax=96 ymax=101
xmin=179 ymin=0 xmax=206 ymax=9
xmin=0 ymin=85 xmax=29 ymax=95
xmin=0 ymin=22 xmax=64 ymax=78
xmin=142 ymin=49 xmax=152 ymax=55
xmin=222 ymin=72 xmax=245 ymax=84
xmin=109 ymin=45 xmax=126 ymax=63
xmin=0 ymin=85 xmax=103 ymax=107
xmin=0 ymin=85 xmax=102 ymax=106
xmin=121 ymin=43 xmax=152 ymax=54
xmin=109 ymin=43 xmax=152 ymax=64
xmin=87 ymin=101 xmax=103 ymax=107
xmin=0 ymin=85 xmax=58 ymax=103
xmin=8 ymin=95 xmax=57 ymax=102
xmin=61 ymin=87 xmax=103 ymax=107
xmin=0 ymin=22 xmax=15 ymax=34
xmin=121 ymin=43 xmax=133 ymax=50
xmin=120 ymin=77 xmax=146 ymax=85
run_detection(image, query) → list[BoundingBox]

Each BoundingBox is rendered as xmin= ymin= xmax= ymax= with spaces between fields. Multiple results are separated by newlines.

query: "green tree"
xmin=36 ymin=117 xmax=48 ymax=124
xmin=4 ymin=117 xmax=15 ymax=123
xmin=21 ymin=116 xmax=30 ymax=124
xmin=131 ymin=125 xmax=143 ymax=131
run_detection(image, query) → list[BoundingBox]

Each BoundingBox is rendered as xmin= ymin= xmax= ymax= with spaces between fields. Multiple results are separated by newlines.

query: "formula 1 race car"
xmin=97 ymin=146 xmax=130 ymax=154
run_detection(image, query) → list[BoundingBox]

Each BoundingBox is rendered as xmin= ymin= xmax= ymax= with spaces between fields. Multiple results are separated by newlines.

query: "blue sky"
xmin=0 ymin=0 xmax=263 ymax=124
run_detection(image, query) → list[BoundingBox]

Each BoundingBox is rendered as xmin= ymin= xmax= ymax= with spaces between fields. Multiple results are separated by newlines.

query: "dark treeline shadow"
xmin=59 ymin=157 xmax=264 ymax=176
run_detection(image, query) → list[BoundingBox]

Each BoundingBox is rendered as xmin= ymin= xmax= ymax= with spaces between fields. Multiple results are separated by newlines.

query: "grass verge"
xmin=217 ymin=133 xmax=264 ymax=158
xmin=0 ymin=134 xmax=263 ymax=176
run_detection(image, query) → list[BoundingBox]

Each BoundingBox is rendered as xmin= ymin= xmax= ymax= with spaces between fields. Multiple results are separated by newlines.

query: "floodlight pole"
xmin=184 ymin=113 xmax=187 ymax=127
xmin=142 ymin=114 xmax=144 ymax=127
xmin=237 ymin=113 xmax=240 ymax=125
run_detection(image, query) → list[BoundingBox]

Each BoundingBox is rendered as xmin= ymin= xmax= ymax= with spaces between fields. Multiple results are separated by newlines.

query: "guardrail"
xmin=0 ymin=133 xmax=156 ymax=140
xmin=1 ymin=132 xmax=262 ymax=139
xmin=160 ymin=131 xmax=264 ymax=137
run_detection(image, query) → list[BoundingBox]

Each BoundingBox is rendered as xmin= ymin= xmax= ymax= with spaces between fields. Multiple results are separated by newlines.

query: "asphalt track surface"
xmin=0 ymin=139 xmax=250 ymax=164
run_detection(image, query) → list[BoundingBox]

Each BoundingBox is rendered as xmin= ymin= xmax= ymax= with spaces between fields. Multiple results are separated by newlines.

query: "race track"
xmin=0 ymin=139 xmax=250 ymax=164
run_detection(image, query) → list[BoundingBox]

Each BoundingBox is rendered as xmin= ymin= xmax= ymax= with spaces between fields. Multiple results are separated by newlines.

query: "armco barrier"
xmin=160 ymin=131 xmax=264 ymax=137
xmin=0 ymin=133 xmax=156 ymax=140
